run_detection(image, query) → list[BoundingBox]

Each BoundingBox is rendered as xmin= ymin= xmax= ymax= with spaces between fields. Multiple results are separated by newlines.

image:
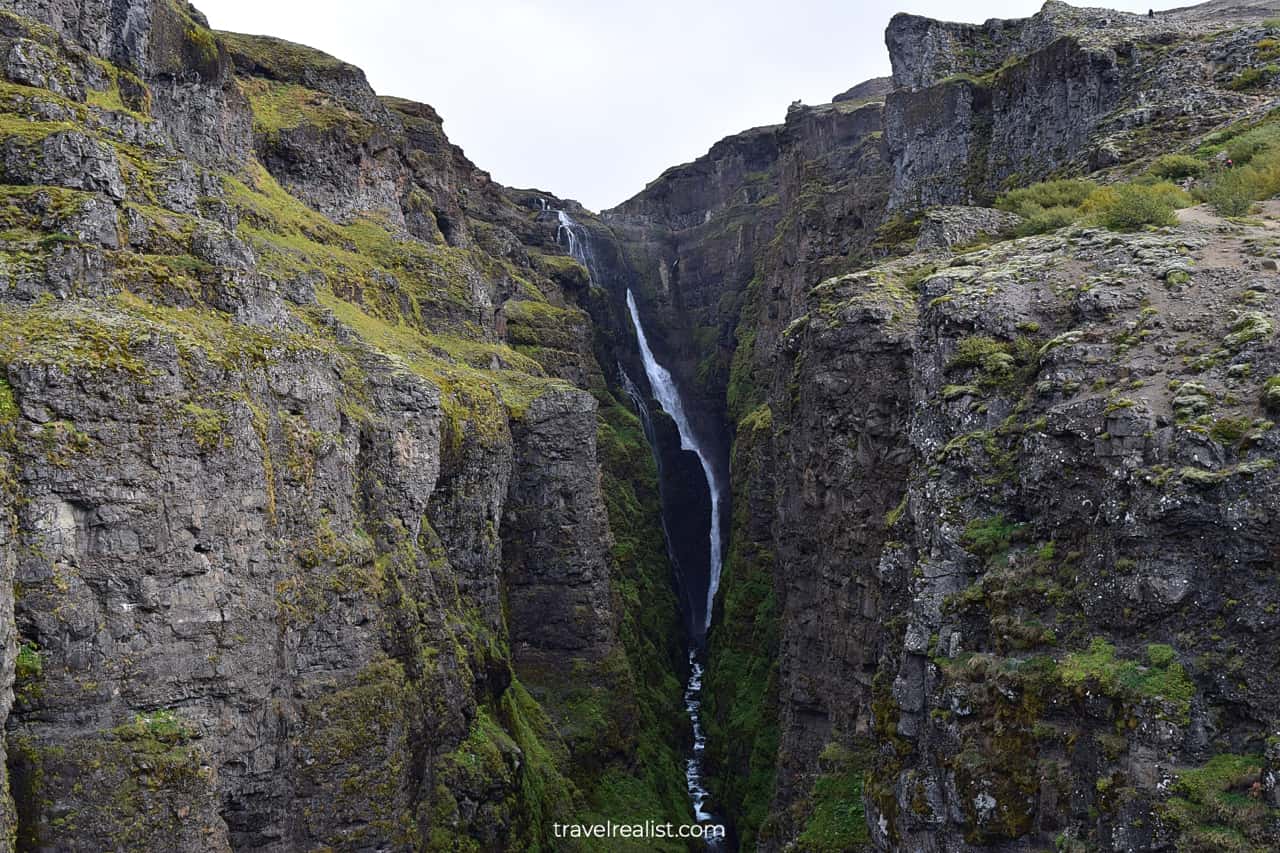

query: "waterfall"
xmin=557 ymin=210 xmax=725 ymax=845
xmin=619 ymin=365 xmax=656 ymax=446
xmin=625 ymin=290 xmax=723 ymax=632
xmin=684 ymin=651 xmax=714 ymax=822
xmin=556 ymin=210 xmax=601 ymax=286
xmin=555 ymin=206 xmax=727 ymax=627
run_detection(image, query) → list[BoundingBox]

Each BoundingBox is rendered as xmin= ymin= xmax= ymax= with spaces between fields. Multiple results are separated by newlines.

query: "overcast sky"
xmin=199 ymin=0 xmax=1182 ymax=211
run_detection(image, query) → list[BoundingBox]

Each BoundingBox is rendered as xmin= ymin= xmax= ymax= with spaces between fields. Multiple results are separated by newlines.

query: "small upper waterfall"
xmin=625 ymin=290 xmax=723 ymax=632
xmin=556 ymin=210 xmax=601 ymax=286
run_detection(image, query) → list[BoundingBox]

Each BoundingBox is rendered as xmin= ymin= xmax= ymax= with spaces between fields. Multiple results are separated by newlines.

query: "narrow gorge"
xmin=2 ymin=0 xmax=1280 ymax=851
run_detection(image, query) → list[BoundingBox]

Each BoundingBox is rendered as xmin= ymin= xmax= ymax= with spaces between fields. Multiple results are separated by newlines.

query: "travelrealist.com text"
xmin=552 ymin=820 xmax=727 ymax=840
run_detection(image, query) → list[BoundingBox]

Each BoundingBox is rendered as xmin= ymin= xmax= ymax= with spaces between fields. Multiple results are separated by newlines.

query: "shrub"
xmin=15 ymin=642 xmax=41 ymax=682
xmin=961 ymin=514 xmax=1024 ymax=558
xmin=1198 ymin=169 xmax=1259 ymax=216
xmin=1016 ymin=204 xmax=1081 ymax=236
xmin=1257 ymin=38 xmax=1280 ymax=61
xmin=1209 ymin=415 xmax=1253 ymax=444
xmin=1224 ymin=121 xmax=1280 ymax=164
xmin=1092 ymin=183 xmax=1182 ymax=231
xmin=1149 ymin=154 xmax=1206 ymax=180
xmin=1196 ymin=139 xmax=1280 ymax=215
xmin=950 ymin=336 xmax=1014 ymax=377
xmin=1262 ymin=375 xmax=1280 ymax=412
xmin=996 ymin=179 xmax=1097 ymax=219
xmin=1227 ymin=65 xmax=1279 ymax=91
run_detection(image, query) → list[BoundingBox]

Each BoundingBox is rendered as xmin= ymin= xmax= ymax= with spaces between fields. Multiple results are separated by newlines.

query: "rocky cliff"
xmin=597 ymin=1 xmax=1280 ymax=851
xmin=0 ymin=0 xmax=691 ymax=850
xmin=4 ymin=0 xmax=1280 ymax=851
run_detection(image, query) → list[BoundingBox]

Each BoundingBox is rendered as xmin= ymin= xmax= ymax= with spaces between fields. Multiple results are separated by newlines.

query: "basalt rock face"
xmin=0 ymin=1 xmax=690 ymax=850
xmin=884 ymin=1 xmax=1280 ymax=209
xmin=593 ymin=1 xmax=1280 ymax=851
xmin=8 ymin=0 xmax=1280 ymax=851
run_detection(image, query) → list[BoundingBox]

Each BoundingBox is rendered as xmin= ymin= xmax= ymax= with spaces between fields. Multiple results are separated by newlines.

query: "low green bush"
xmin=1090 ymin=183 xmax=1185 ymax=231
xmin=996 ymin=179 xmax=1097 ymax=219
xmin=1198 ymin=169 xmax=1258 ymax=216
xmin=1149 ymin=154 xmax=1206 ymax=180
xmin=1016 ymin=204 xmax=1080 ymax=236
xmin=1196 ymin=143 xmax=1280 ymax=216
xmin=1225 ymin=120 xmax=1280 ymax=164
xmin=1228 ymin=65 xmax=1279 ymax=91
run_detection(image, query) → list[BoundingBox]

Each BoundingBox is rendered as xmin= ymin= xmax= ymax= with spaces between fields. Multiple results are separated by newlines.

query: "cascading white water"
xmin=625 ymin=290 xmax=723 ymax=631
xmin=684 ymin=650 xmax=714 ymax=821
xmin=557 ymin=209 xmax=724 ymax=627
xmin=556 ymin=210 xmax=601 ymax=286
xmin=557 ymin=209 xmax=725 ymax=843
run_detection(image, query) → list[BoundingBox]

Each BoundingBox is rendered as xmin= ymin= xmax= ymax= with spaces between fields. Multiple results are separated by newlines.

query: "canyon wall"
xmin=4 ymin=0 xmax=1280 ymax=850
xmin=0 ymin=1 xmax=690 ymax=849
xmin=600 ymin=1 xmax=1280 ymax=850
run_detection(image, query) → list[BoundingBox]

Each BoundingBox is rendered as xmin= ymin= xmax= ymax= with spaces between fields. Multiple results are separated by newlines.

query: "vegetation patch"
xmin=960 ymin=514 xmax=1025 ymax=560
xmin=1161 ymin=754 xmax=1278 ymax=852
xmin=797 ymin=740 xmax=874 ymax=851
xmin=1058 ymin=638 xmax=1194 ymax=722
xmin=1149 ymin=153 xmax=1207 ymax=180
xmin=240 ymin=77 xmax=373 ymax=142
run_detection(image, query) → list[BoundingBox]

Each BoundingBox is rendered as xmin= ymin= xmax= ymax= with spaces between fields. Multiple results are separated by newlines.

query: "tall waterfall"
xmin=620 ymin=363 xmax=698 ymax=623
xmin=553 ymin=207 xmax=724 ymax=630
xmin=625 ymin=290 xmax=724 ymax=632
xmin=556 ymin=210 xmax=601 ymax=286
xmin=557 ymin=209 xmax=725 ymax=845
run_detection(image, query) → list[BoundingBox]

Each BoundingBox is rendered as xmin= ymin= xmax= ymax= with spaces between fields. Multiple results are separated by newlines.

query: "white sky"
xmin=198 ymin=0 xmax=1183 ymax=211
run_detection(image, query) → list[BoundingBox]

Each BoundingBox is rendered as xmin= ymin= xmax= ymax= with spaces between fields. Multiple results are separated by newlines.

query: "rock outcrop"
xmin=591 ymin=1 xmax=1280 ymax=851
xmin=0 ymin=1 xmax=688 ymax=850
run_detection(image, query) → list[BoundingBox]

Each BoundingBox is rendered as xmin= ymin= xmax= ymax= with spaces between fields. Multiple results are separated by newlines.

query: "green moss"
xmin=942 ymin=384 xmax=980 ymax=401
xmin=0 ymin=302 xmax=150 ymax=376
xmin=1224 ymin=312 xmax=1274 ymax=351
xmin=1059 ymin=638 xmax=1194 ymax=722
xmin=503 ymin=299 xmax=588 ymax=353
xmin=950 ymin=336 xmax=1014 ymax=377
xmin=884 ymin=494 xmax=908 ymax=528
xmin=797 ymin=740 xmax=873 ymax=851
xmin=0 ymin=114 xmax=80 ymax=144
xmin=15 ymin=641 xmax=41 ymax=683
xmin=704 ymin=417 xmax=779 ymax=849
xmin=179 ymin=402 xmax=228 ymax=450
xmin=961 ymin=514 xmax=1024 ymax=560
xmin=296 ymin=658 xmax=418 ymax=847
xmin=740 ymin=403 xmax=772 ymax=434
xmin=1261 ymin=375 xmax=1280 ymax=412
xmin=727 ymin=276 xmax=765 ymax=424
xmin=491 ymin=676 xmax=583 ymax=845
xmin=239 ymin=77 xmax=373 ymax=142
xmin=0 ymin=377 xmax=16 ymax=424
xmin=320 ymin=291 xmax=570 ymax=447
xmin=85 ymin=58 xmax=151 ymax=119
xmin=1210 ymin=415 xmax=1254 ymax=445
xmin=218 ymin=30 xmax=356 ymax=81
xmin=1228 ymin=65 xmax=1279 ymax=91
xmin=1161 ymin=754 xmax=1277 ymax=852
